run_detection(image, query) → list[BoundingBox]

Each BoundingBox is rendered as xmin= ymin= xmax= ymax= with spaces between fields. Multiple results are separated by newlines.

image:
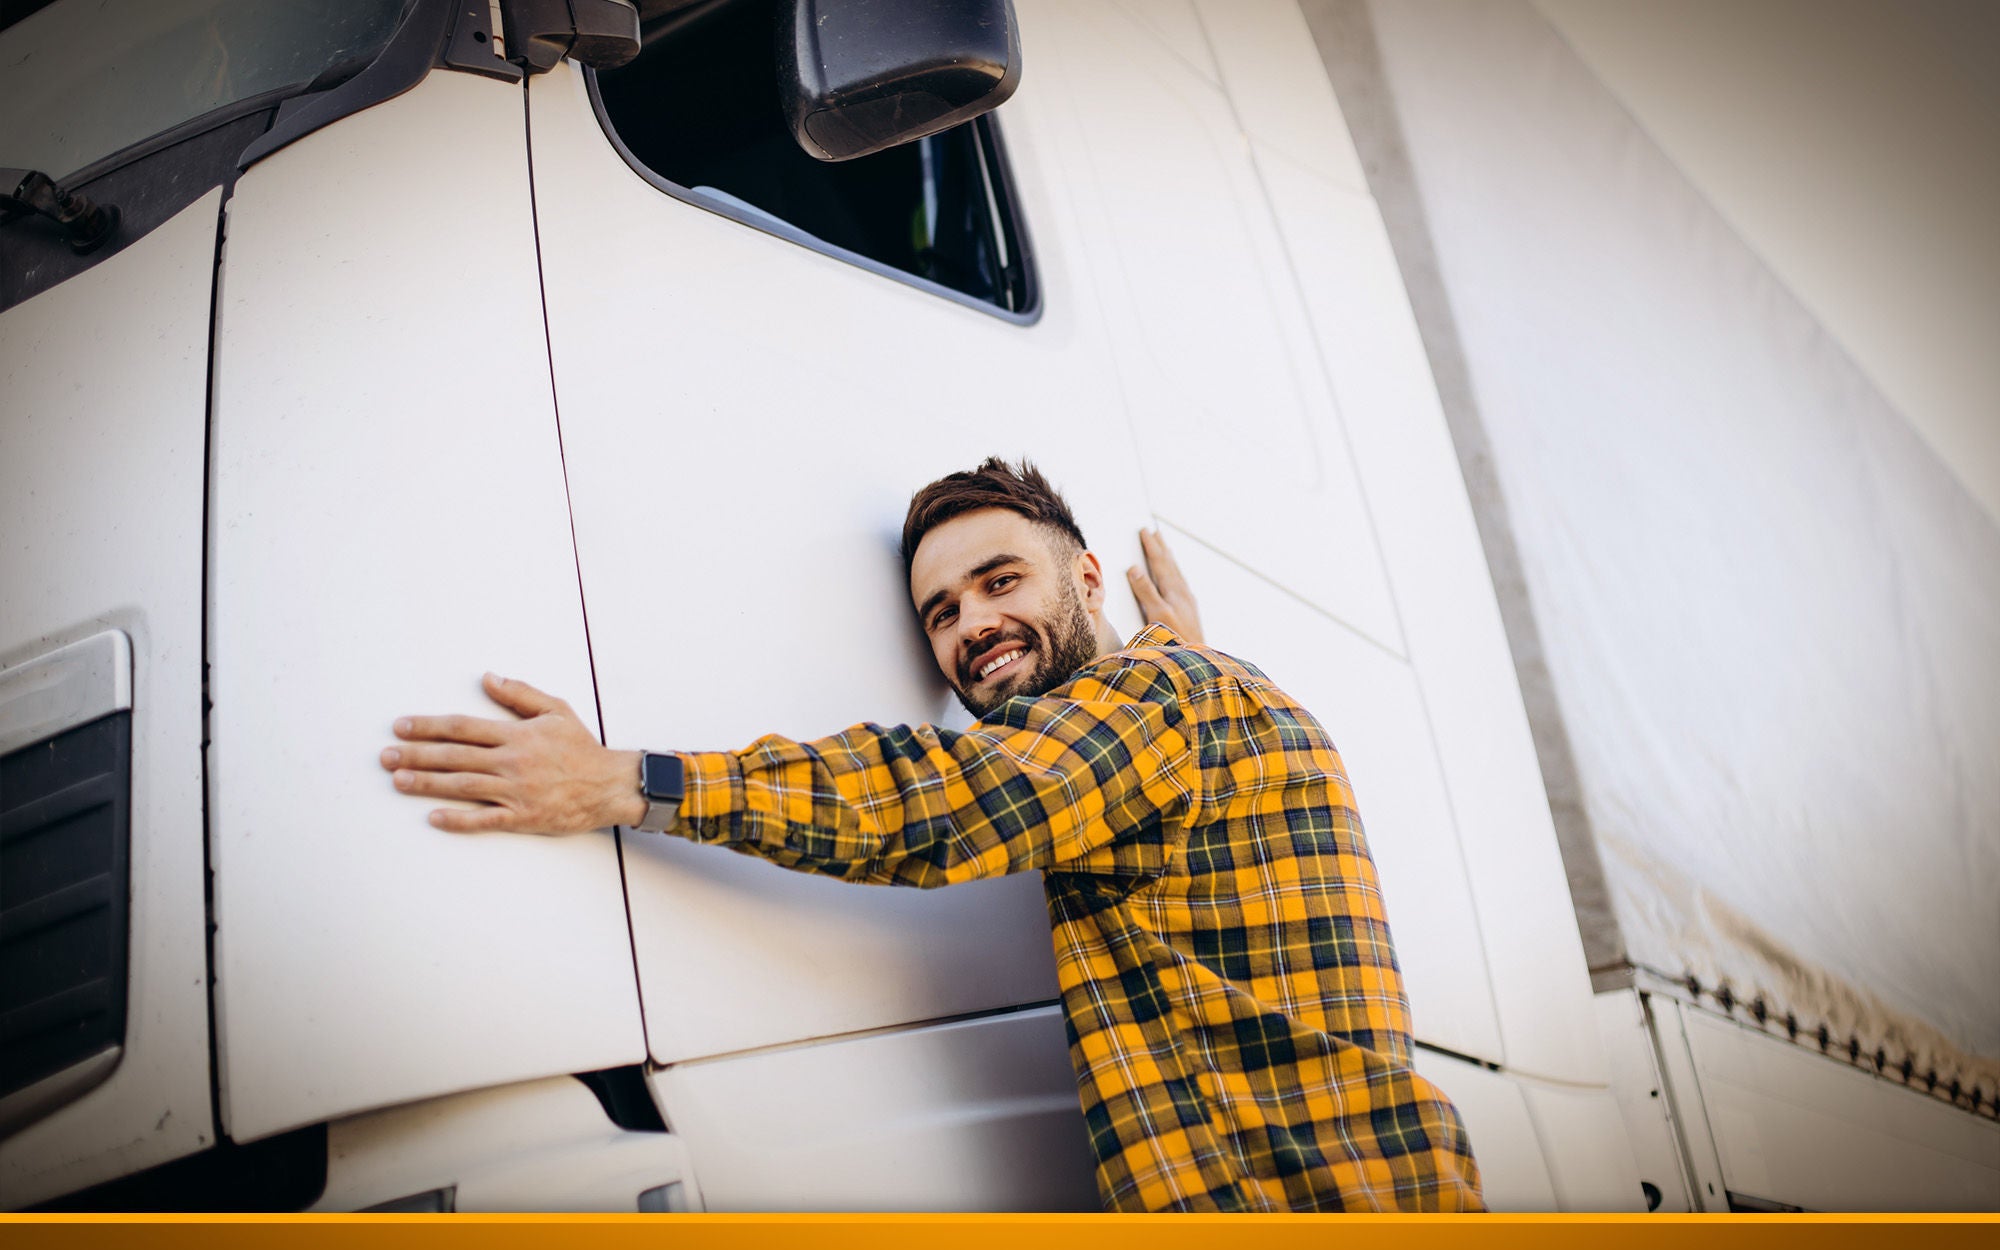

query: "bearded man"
xmin=380 ymin=458 xmax=1484 ymax=1212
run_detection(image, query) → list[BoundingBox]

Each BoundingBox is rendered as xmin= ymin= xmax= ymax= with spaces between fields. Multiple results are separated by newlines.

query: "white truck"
xmin=2 ymin=0 xmax=1992 ymax=1213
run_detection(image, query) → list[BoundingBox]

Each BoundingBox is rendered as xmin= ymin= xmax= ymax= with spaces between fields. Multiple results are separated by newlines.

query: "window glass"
xmin=594 ymin=0 xmax=1035 ymax=316
xmin=1 ymin=0 xmax=409 ymax=179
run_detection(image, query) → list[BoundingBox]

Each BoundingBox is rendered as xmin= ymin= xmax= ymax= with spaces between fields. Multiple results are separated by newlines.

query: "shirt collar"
xmin=1126 ymin=623 xmax=1185 ymax=650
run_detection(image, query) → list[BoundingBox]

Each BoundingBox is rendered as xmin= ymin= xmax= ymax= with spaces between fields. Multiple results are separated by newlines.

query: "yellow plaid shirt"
xmin=676 ymin=624 xmax=1484 ymax=1211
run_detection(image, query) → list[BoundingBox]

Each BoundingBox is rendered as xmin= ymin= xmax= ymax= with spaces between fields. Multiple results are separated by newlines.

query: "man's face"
xmin=910 ymin=508 xmax=1105 ymax=719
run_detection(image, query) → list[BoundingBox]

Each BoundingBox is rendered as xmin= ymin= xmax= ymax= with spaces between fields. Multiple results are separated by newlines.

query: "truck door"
xmin=522 ymin=6 xmax=1156 ymax=1208
xmin=204 ymin=64 xmax=647 ymax=1147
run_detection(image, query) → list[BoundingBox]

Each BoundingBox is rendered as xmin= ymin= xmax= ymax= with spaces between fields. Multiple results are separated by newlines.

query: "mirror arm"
xmin=502 ymin=0 xmax=642 ymax=74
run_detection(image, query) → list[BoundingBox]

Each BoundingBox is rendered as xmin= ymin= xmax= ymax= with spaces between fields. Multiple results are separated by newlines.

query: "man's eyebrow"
xmin=917 ymin=552 xmax=1030 ymax=625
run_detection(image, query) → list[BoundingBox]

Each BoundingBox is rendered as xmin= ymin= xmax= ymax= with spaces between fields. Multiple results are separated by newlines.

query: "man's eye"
xmin=990 ymin=574 xmax=1019 ymax=593
xmin=930 ymin=607 xmax=957 ymax=631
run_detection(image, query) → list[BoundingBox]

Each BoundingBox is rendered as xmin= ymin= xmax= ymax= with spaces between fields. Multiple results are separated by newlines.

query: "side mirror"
xmin=779 ymin=0 xmax=1021 ymax=162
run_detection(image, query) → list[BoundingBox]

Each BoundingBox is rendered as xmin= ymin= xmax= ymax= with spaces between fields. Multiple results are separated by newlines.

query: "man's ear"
xmin=1073 ymin=548 xmax=1107 ymax=611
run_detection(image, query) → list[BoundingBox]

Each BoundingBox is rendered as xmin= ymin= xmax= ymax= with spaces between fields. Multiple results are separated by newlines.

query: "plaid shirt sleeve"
xmin=671 ymin=664 xmax=1199 ymax=887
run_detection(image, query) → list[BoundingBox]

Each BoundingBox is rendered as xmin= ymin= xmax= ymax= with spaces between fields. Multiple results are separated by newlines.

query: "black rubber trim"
xmin=971 ymin=108 xmax=1040 ymax=318
xmin=237 ymin=0 xmax=456 ymax=170
xmin=57 ymin=84 xmax=318 ymax=193
xmin=1411 ymin=1038 xmax=1502 ymax=1072
xmin=0 ymin=111 xmax=264 ymax=314
xmin=1 ymin=1 xmax=438 ymax=310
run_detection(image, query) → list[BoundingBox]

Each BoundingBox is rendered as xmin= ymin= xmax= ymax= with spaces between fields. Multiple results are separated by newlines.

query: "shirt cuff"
xmin=676 ymin=749 xmax=742 ymax=830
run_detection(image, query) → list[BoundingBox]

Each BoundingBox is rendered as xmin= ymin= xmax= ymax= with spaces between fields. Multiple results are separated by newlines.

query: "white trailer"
xmin=1 ymin=0 xmax=1990 ymax=1213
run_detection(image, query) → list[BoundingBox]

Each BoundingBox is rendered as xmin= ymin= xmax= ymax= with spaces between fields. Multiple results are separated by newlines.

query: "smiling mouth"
xmin=973 ymin=645 xmax=1029 ymax=684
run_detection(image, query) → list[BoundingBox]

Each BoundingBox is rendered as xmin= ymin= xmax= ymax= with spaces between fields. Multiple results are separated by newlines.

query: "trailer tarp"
xmin=1313 ymin=0 xmax=2000 ymax=1112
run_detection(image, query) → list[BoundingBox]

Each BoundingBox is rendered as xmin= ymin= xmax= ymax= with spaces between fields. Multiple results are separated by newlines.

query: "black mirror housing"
xmin=779 ymin=0 xmax=1021 ymax=162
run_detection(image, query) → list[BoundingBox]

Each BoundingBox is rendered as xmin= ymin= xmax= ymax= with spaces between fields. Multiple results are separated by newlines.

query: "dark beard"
xmin=952 ymin=575 xmax=1102 ymax=720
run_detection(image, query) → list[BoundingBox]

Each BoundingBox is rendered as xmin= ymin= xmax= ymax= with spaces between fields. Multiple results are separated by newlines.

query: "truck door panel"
xmin=0 ymin=190 xmax=220 ymax=1208
xmin=1036 ymin=0 xmax=1404 ymax=656
xmin=528 ymin=57 xmax=1156 ymax=1068
xmin=648 ymin=1005 xmax=1098 ymax=1211
xmin=208 ymin=70 xmax=644 ymax=1144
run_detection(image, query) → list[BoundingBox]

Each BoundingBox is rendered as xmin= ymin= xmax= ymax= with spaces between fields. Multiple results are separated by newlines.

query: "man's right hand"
xmin=1128 ymin=526 xmax=1205 ymax=646
xmin=381 ymin=673 xmax=646 ymax=835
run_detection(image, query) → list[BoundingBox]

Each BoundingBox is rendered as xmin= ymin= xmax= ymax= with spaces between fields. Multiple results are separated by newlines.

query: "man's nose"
xmin=959 ymin=596 xmax=1004 ymax=641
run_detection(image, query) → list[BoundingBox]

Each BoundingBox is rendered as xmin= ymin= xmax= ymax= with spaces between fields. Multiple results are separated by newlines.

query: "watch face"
xmin=641 ymin=751 xmax=684 ymax=800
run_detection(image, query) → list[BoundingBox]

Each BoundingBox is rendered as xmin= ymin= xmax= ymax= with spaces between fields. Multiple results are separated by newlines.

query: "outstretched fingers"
xmin=1128 ymin=562 xmax=1165 ymax=614
xmin=427 ymin=804 xmax=523 ymax=834
xmin=380 ymin=741 xmax=496 ymax=775
xmin=391 ymin=767 xmax=505 ymax=803
xmin=394 ymin=713 xmax=509 ymax=747
xmin=1139 ymin=526 xmax=1189 ymax=595
xmin=1129 ymin=525 xmax=1205 ymax=645
xmin=482 ymin=671 xmax=571 ymax=720
xmin=385 ymin=672 xmax=621 ymax=837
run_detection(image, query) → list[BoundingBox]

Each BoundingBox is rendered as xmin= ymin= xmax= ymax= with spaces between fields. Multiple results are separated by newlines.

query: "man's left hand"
xmin=381 ymin=673 xmax=644 ymax=835
xmin=1128 ymin=526 xmax=1205 ymax=645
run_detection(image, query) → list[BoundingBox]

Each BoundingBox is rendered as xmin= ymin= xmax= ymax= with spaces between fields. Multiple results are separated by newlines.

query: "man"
xmin=380 ymin=458 xmax=1484 ymax=1212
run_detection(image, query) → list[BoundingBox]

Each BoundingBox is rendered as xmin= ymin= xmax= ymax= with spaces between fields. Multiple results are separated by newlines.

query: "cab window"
xmin=592 ymin=0 xmax=1036 ymax=318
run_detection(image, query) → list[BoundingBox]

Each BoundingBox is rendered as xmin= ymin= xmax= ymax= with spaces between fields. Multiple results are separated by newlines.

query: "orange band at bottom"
xmin=4 ymin=1212 xmax=1999 ymax=1250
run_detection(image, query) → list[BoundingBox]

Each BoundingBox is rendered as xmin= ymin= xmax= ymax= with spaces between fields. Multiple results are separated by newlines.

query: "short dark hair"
xmin=901 ymin=457 xmax=1088 ymax=576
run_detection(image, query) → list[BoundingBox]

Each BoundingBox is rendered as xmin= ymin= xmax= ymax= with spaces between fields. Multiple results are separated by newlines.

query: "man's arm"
xmin=675 ymin=683 xmax=1196 ymax=886
xmin=383 ymin=665 xmax=1199 ymax=886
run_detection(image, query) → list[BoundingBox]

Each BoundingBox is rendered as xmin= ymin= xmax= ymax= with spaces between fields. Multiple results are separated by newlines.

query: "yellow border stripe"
xmin=3 ymin=1214 xmax=1998 ymax=1250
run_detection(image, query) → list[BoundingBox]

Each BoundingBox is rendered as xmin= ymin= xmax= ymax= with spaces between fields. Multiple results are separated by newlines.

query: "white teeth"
xmin=978 ymin=649 xmax=1024 ymax=680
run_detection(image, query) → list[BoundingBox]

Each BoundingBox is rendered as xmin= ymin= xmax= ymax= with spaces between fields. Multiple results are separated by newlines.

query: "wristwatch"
xmin=633 ymin=751 xmax=684 ymax=832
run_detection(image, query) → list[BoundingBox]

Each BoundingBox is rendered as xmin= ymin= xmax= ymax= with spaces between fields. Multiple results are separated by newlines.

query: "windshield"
xmin=1 ymin=0 xmax=410 ymax=180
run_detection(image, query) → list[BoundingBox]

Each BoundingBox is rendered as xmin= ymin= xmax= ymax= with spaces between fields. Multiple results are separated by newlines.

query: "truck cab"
xmin=2 ymin=0 xmax=1646 ymax=1211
